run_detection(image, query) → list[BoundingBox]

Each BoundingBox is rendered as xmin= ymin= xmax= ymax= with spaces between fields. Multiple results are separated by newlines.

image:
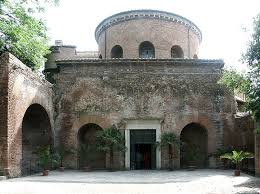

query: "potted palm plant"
xmin=96 ymin=126 xmax=125 ymax=171
xmin=157 ymin=131 xmax=179 ymax=170
xmin=220 ymin=150 xmax=254 ymax=176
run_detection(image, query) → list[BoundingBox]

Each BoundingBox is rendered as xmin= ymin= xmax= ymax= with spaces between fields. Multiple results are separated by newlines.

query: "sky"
xmin=45 ymin=0 xmax=260 ymax=71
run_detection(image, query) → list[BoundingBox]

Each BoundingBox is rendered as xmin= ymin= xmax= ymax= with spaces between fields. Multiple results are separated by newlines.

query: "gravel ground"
xmin=0 ymin=169 xmax=260 ymax=194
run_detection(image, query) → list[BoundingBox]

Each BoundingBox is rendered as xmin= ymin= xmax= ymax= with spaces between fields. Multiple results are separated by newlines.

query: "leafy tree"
xmin=219 ymin=68 xmax=250 ymax=95
xmin=96 ymin=126 xmax=125 ymax=170
xmin=243 ymin=13 xmax=260 ymax=121
xmin=158 ymin=131 xmax=179 ymax=170
xmin=1 ymin=0 xmax=58 ymax=13
xmin=220 ymin=13 xmax=260 ymax=121
xmin=0 ymin=0 xmax=57 ymax=71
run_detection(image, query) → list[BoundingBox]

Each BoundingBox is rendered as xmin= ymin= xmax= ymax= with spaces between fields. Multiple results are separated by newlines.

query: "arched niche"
xmin=77 ymin=123 xmax=105 ymax=169
xmin=180 ymin=122 xmax=208 ymax=168
xmin=22 ymin=104 xmax=52 ymax=175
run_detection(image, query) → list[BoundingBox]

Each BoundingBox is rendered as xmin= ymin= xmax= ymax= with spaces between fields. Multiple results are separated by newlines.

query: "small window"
xmin=193 ymin=54 xmax=198 ymax=59
xmin=111 ymin=45 xmax=123 ymax=58
xmin=171 ymin=45 xmax=184 ymax=58
xmin=139 ymin=41 xmax=155 ymax=58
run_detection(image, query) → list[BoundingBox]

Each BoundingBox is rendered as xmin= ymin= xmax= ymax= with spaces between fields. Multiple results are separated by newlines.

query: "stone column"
xmin=124 ymin=129 xmax=130 ymax=169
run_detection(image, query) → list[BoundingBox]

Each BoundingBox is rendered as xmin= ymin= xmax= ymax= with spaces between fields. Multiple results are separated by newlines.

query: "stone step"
xmin=0 ymin=176 xmax=7 ymax=181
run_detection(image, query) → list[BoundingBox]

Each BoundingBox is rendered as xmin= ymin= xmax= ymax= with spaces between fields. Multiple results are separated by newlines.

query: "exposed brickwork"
xmin=0 ymin=53 xmax=9 ymax=174
xmin=53 ymin=59 xmax=236 ymax=169
xmin=0 ymin=53 xmax=54 ymax=177
xmin=1 ymin=53 xmax=258 ymax=174
xmin=95 ymin=10 xmax=201 ymax=59
xmin=45 ymin=46 xmax=76 ymax=70
xmin=1 ymin=9 xmax=258 ymax=175
xmin=98 ymin=18 xmax=199 ymax=59
xmin=227 ymin=115 xmax=255 ymax=151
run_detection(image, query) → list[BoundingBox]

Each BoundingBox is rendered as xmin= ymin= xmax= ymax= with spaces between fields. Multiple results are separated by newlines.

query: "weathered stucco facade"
xmin=52 ymin=58 xmax=236 ymax=169
xmin=0 ymin=9 xmax=257 ymax=177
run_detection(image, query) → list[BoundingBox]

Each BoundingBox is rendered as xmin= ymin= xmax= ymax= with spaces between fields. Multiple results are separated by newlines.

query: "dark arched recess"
xmin=22 ymin=104 xmax=52 ymax=175
xmin=111 ymin=45 xmax=123 ymax=58
xmin=77 ymin=123 xmax=105 ymax=169
xmin=139 ymin=41 xmax=155 ymax=58
xmin=180 ymin=123 xmax=208 ymax=168
xmin=171 ymin=45 xmax=184 ymax=58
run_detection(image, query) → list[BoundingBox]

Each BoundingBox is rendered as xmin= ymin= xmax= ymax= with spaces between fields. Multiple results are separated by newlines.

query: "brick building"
xmin=0 ymin=10 xmax=257 ymax=177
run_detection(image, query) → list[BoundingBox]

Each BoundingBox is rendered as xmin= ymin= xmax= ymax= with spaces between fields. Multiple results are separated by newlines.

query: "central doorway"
xmin=130 ymin=130 xmax=156 ymax=169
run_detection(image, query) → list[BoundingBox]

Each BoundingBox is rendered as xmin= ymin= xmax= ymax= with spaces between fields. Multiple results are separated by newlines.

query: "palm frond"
xmin=220 ymin=150 xmax=254 ymax=165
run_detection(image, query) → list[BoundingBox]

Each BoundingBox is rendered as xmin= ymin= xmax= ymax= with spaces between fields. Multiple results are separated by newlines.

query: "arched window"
xmin=171 ymin=45 xmax=184 ymax=58
xmin=111 ymin=45 xmax=123 ymax=58
xmin=193 ymin=54 xmax=198 ymax=59
xmin=139 ymin=41 xmax=155 ymax=58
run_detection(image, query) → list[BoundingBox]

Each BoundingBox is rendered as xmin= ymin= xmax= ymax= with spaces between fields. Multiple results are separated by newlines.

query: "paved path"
xmin=0 ymin=169 xmax=260 ymax=194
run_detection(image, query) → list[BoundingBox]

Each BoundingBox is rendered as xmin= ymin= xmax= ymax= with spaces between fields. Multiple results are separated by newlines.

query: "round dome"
xmin=95 ymin=10 xmax=202 ymax=59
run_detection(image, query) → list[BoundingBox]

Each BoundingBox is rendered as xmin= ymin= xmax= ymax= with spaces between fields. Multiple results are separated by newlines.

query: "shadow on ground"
xmin=235 ymin=178 xmax=260 ymax=193
xmin=6 ymin=169 xmax=255 ymax=184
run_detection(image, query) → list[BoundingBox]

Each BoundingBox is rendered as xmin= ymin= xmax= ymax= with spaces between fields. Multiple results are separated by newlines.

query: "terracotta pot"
xmin=43 ymin=170 xmax=49 ymax=176
xmin=59 ymin=167 xmax=65 ymax=172
xmin=234 ymin=170 xmax=240 ymax=176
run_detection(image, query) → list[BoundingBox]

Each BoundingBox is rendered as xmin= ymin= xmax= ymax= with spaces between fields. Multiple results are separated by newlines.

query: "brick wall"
xmin=0 ymin=53 xmax=9 ymax=173
xmin=53 ymin=59 xmax=236 ymax=169
xmin=0 ymin=53 xmax=54 ymax=177
xmin=1 ymin=51 xmax=256 ymax=175
xmin=98 ymin=19 xmax=200 ymax=59
xmin=229 ymin=115 xmax=255 ymax=151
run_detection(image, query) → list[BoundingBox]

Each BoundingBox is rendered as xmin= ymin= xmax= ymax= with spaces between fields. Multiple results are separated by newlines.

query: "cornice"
xmin=55 ymin=58 xmax=223 ymax=67
xmin=95 ymin=9 xmax=202 ymax=43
